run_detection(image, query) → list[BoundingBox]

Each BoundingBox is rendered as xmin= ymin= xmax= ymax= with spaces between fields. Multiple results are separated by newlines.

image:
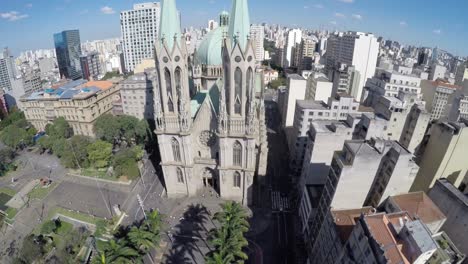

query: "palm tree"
xmin=144 ymin=210 xmax=162 ymax=242
xmin=99 ymin=239 xmax=139 ymax=264
xmin=127 ymin=226 xmax=155 ymax=254
xmin=206 ymin=201 xmax=250 ymax=264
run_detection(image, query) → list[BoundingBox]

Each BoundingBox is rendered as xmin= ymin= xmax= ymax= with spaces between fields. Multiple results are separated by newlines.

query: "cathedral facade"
xmin=152 ymin=0 xmax=268 ymax=206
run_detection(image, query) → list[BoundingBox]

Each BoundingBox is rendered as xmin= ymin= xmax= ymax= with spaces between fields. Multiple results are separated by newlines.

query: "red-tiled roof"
xmin=332 ymin=207 xmax=374 ymax=243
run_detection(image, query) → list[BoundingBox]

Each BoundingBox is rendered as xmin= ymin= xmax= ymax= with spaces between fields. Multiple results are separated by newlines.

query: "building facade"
xmin=120 ymin=2 xmax=161 ymax=72
xmin=153 ymin=0 xmax=268 ymax=206
xmin=80 ymin=52 xmax=102 ymax=81
xmin=250 ymin=25 xmax=265 ymax=63
xmin=54 ymin=30 xmax=83 ymax=80
xmin=120 ymin=69 xmax=155 ymax=120
xmin=20 ymin=79 xmax=121 ymax=137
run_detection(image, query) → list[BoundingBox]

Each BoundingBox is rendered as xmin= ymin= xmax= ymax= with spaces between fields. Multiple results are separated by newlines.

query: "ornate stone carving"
xmin=199 ymin=131 xmax=216 ymax=147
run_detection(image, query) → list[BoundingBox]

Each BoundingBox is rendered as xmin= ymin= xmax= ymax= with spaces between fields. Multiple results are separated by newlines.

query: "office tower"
xmin=325 ymin=31 xmax=379 ymax=101
xmin=420 ymin=80 xmax=461 ymax=121
xmin=281 ymin=74 xmax=307 ymax=128
xmin=297 ymin=37 xmax=316 ymax=72
xmin=0 ymin=47 xmax=17 ymax=92
xmin=120 ymin=2 xmax=161 ymax=72
xmin=250 ymin=24 xmax=265 ymax=62
xmin=411 ymin=120 xmax=468 ymax=192
xmin=283 ymin=29 xmax=302 ymax=68
xmin=54 ymin=30 xmax=83 ymax=80
xmin=330 ymin=63 xmax=361 ymax=97
xmin=22 ymin=71 xmax=42 ymax=94
xmin=21 ymin=79 xmax=121 ymax=136
xmin=120 ymin=69 xmax=155 ymax=120
xmin=153 ymin=0 xmax=268 ymax=206
xmin=80 ymin=52 xmax=102 ymax=80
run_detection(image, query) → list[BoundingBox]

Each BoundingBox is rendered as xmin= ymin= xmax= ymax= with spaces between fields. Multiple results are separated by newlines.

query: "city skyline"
xmin=0 ymin=0 xmax=467 ymax=56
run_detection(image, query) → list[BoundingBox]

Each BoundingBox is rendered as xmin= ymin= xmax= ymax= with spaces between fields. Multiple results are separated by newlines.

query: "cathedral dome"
xmin=196 ymin=26 xmax=227 ymax=66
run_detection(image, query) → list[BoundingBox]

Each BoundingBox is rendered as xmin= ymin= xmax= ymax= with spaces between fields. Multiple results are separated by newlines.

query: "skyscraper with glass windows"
xmin=54 ymin=30 xmax=83 ymax=80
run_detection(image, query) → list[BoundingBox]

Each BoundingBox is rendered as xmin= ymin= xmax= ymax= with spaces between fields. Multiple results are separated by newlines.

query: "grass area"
xmin=27 ymin=182 xmax=58 ymax=200
xmin=5 ymin=207 xmax=17 ymax=219
xmin=0 ymin=187 xmax=16 ymax=196
xmin=48 ymin=207 xmax=102 ymax=225
xmin=0 ymin=193 xmax=12 ymax=211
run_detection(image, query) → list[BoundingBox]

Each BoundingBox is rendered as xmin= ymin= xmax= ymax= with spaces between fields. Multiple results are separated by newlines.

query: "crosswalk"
xmin=271 ymin=191 xmax=290 ymax=212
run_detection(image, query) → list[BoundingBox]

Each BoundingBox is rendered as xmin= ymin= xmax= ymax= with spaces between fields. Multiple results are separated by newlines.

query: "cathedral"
xmin=152 ymin=0 xmax=268 ymax=206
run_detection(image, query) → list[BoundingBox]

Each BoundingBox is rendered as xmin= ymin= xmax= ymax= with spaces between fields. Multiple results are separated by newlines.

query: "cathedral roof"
xmin=228 ymin=0 xmax=251 ymax=49
xmin=191 ymin=83 xmax=220 ymax=118
xmin=159 ymin=0 xmax=181 ymax=49
xmin=196 ymin=26 xmax=227 ymax=66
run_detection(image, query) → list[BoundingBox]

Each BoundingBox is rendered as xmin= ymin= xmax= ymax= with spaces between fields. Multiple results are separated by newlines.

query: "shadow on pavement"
xmin=164 ymin=204 xmax=211 ymax=264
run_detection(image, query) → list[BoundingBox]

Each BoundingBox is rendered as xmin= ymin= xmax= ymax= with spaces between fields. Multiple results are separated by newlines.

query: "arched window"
xmin=165 ymin=68 xmax=174 ymax=112
xmin=246 ymin=67 xmax=253 ymax=98
xmin=233 ymin=141 xmax=242 ymax=166
xmin=172 ymin=138 xmax=181 ymax=162
xmin=224 ymin=62 xmax=230 ymax=107
xmin=233 ymin=172 xmax=241 ymax=188
xmin=177 ymin=168 xmax=184 ymax=183
xmin=234 ymin=67 xmax=242 ymax=115
xmin=175 ymin=67 xmax=182 ymax=99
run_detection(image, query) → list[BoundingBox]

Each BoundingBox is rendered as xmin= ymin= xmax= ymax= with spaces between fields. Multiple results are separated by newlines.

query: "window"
xmin=172 ymin=138 xmax=181 ymax=162
xmin=234 ymin=67 xmax=242 ymax=115
xmin=234 ymin=172 xmax=241 ymax=187
xmin=177 ymin=168 xmax=184 ymax=183
xmin=165 ymin=68 xmax=174 ymax=112
xmin=175 ymin=67 xmax=182 ymax=99
xmin=246 ymin=67 xmax=253 ymax=99
xmin=233 ymin=141 xmax=242 ymax=166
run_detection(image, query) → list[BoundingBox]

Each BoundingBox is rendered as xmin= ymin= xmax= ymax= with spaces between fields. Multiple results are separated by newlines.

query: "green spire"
xmin=228 ymin=0 xmax=251 ymax=49
xmin=159 ymin=0 xmax=181 ymax=48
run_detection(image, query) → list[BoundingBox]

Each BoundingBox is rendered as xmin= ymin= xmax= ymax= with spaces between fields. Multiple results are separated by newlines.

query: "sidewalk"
xmin=5 ymin=179 xmax=39 ymax=209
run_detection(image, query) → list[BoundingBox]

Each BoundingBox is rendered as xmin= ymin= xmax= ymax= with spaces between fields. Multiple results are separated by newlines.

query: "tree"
xmin=143 ymin=210 xmax=162 ymax=242
xmin=269 ymin=77 xmax=287 ymax=90
xmin=0 ymin=110 xmax=26 ymax=131
xmin=41 ymin=219 xmax=59 ymax=234
xmin=68 ymin=135 xmax=92 ymax=168
xmin=37 ymin=136 xmax=53 ymax=151
xmin=0 ymin=125 xmax=32 ymax=149
xmin=127 ymin=226 xmax=155 ymax=254
xmin=101 ymin=239 xmax=140 ymax=264
xmin=45 ymin=117 xmax=73 ymax=139
xmin=87 ymin=140 xmax=113 ymax=168
xmin=94 ymin=115 xmax=149 ymax=146
xmin=206 ymin=202 xmax=250 ymax=264
xmin=113 ymin=147 xmax=143 ymax=180
xmin=94 ymin=115 xmax=120 ymax=143
xmin=15 ymin=234 xmax=46 ymax=263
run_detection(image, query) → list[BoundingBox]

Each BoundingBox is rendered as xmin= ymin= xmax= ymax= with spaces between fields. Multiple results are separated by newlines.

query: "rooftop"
xmin=433 ymin=179 xmax=468 ymax=207
xmin=332 ymin=207 xmax=374 ymax=243
xmin=389 ymin=192 xmax=446 ymax=225
xmin=296 ymin=100 xmax=328 ymax=110
xmin=288 ymin=74 xmax=305 ymax=80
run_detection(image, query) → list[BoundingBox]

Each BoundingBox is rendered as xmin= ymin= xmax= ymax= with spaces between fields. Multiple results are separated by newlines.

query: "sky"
xmin=0 ymin=0 xmax=467 ymax=57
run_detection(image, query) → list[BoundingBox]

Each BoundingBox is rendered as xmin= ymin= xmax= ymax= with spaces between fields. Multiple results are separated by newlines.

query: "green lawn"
xmin=48 ymin=207 xmax=103 ymax=225
xmin=0 ymin=193 xmax=12 ymax=211
xmin=80 ymin=168 xmax=122 ymax=182
xmin=0 ymin=187 xmax=16 ymax=196
xmin=5 ymin=207 xmax=17 ymax=219
xmin=28 ymin=183 xmax=58 ymax=200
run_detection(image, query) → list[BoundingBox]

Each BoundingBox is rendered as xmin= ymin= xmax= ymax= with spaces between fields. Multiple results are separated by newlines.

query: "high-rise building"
xmin=0 ymin=47 xmax=17 ymax=93
xmin=429 ymin=64 xmax=447 ymax=81
xmin=325 ymin=31 xmax=379 ymax=101
xmin=80 ymin=52 xmax=102 ymax=81
xmin=120 ymin=2 xmax=161 ymax=73
xmin=280 ymin=74 xmax=307 ymax=128
xmin=54 ymin=30 xmax=83 ymax=80
xmin=283 ymin=29 xmax=302 ymax=68
xmin=420 ymin=80 xmax=462 ymax=121
xmin=250 ymin=24 xmax=265 ymax=62
xmin=297 ymin=37 xmax=316 ymax=72
xmin=330 ymin=63 xmax=361 ymax=97
xmin=455 ymin=61 xmax=468 ymax=86
xmin=153 ymin=0 xmax=268 ymax=206
xmin=411 ymin=120 xmax=468 ymax=192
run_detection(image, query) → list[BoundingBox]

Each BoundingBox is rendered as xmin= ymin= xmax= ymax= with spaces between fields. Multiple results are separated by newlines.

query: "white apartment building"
xmin=325 ymin=32 xmax=379 ymax=101
xmin=330 ymin=63 xmax=361 ymax=97
xmin=420 ymin=80 xmax=461 ymax=121
xmin=283 ymin=29 xmax=302 ymax=68
xmin=250 ymin=25 xmax=265 ymax=62
xmin=429 ymin=64 xmax=447 ymax=81
xmin=411 ymin=120 xmax=468 ymax=192
xmin=120 ymin=69 xmax=155 ymax=120
xmin=281 ymin=74 xmax=307 ymax=128
xmin=328 ymin=138 xmax=419 ymax=210
xmin=120 ymin=2 xmax=161 ymax=72
xmin=289 ymin=94 xmax=361 ymax=173
xmin=300 ymin=116 xmax=360 ymax=188
xmin=455 ymin=61 xmax=468 ymax=86
xmin=362 ymin=68 xmax=422 ymax=106
xmin=297 ymin=37 xmax=316 ymax=71
xmin=305 ymin=73 xmax=332 ymax=102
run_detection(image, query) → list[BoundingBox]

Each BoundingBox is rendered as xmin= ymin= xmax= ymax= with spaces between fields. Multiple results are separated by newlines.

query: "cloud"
xmin=26 ymin=3 xmax=33 ymax=8
xmin=352 ymin=14 xmax=362 ymax=20
xmin=330 ymin=21 xmax=337 ymax=25
xmin=0 ymin=11 xmax=29 ymax=21
xmin=314 ymin=4 xmax=324 ymax=9
xmin=399 ymin=21 xmax=407 ymax=26
xmin=338 ymin=0 xmax=354 ymax=3
xmin=101 ymin=6 xmax=115 ymax=14
xmin=433 ymin=29 xmax=442 ymax=34
xmin=335 ymin=12 xmax=346 ymax=18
